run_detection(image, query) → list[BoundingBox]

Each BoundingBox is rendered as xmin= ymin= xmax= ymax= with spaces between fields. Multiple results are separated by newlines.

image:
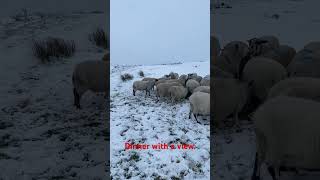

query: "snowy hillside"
xmin=110 ymin=61 xmax=210 ymax=179
xmin=0 ymin=6 xmax=109 ymax=179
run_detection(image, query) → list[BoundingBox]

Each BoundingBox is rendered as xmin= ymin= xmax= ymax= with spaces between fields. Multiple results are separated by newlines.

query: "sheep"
xmin=261 ymin=44 xmax=296 ymax=67
xmin=212 ymin=78 xmax=252 ymax=129
xmin=193 ymin=86 xmax=210 ymax=94
xmin=241 ymin=57 xmax=287 ymax=103
xmin=221 ymin=41 xmax=249 ymax=62
xmin=132 ymin=80 xmax=155 ymax=96
xmin=168 ymin=86 xmax=188 ymax=103
xmin=156 ymin=82 xmax=182 ymax=100
xmin=142 ymin=77 xmax=158 ymax=90
xmin=155 ymin=78 xmax=186 ymax=86
xmin=169 ymin=72 xmax=179 ymax=79
xmin=267 ymin=77 xmax=320 ymax=102
xmin=251 ymin=96 xmax=320 ymax=180
xmin=200 ymin=78 xmax=210 ymax=86
xmin=287 ymin=49 xmax=320 ymax=78
xmin=72 ymin=60 xmax=108 ymax=109
xmin=303 ymin=41 xmax=320 ymax=52
xmin=248 ymin=35 xmax=280 ymax=57
xmin=211 ymin=65 xmax=234 ymax=78
xmin=212 ymin=55 xmax=235 ymax=76
xmin=186 ymin=79 xmax=200 ymax=94
xmin=211 ymin=36 xmax=221 ymax=58
xmin=187 ymin=73 xmax=198 ymax=80
xmin=192 ymin=75 xmax=202 ymax=83
xmin=188 ymin=91 xmax=210 ymax=121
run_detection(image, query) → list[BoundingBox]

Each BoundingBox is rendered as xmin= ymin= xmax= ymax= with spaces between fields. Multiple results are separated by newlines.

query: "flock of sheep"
xmin=212 ymin=35 xmax=320 ymax=180
xmin=132 ymin=72 xmax=210 ymax=121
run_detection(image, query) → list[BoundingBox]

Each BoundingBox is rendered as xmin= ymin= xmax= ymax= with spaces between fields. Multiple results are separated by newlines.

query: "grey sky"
xmin=111 ymin=0 xmax=210 ymax=65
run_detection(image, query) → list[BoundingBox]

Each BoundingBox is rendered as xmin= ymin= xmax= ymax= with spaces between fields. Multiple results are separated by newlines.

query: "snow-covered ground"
xmin=110 ymin=61 xmax=210 ymax=179
xmin=0 ymin=3 xmax=109 ymax=179
xmin=212 ymin=0 xmax=320 ymax=179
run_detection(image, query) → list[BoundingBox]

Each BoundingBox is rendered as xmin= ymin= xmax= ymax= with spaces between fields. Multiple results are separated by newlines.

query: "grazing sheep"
xmin=241 ymin=57 xmax=287 ymax=102
xmin=193 ymin=86 xmax=210 ymax=94
xmin=155 ymin=78 xmax=186 ymax=86
xmin=248 ymin=35 xmax=280 ymax=56
xmin=142 ymin=77 xmax=158 ymax=90
xmin=169 ymin=72 xmax=179 ymax=79
xmin=211 ymin=65 xmax=234 ymax=78
xmin=188 ymin=91 xmax=210 ymax=121
xmin=211 ymin=36 xmax=221 ymax=58
xmin=186 ymin=79 xmax=200 ymax=94
xmin=212 ymin=78 xmax=252 ymax=129
xmin=252 ymin=96 xmax=320 ymax=180
xmin=156 ymin=82 xmax=182 ymax=100
xmin=261 ymin=44 xmax=296 ymax=67
xmin=267 ymin=77 xmax=320 ymax=102
xmin=72 ymin=60 xmax=108 ymax=109
xmin=133 ymin=80 xmax=155 ymax=96
xmin=303 ymin=41 xmax=320 ymax=52
xmin=287 ymin=49 xmax=320 ymax=78
xmin=168 ymin=86 xmax=188 ymax=102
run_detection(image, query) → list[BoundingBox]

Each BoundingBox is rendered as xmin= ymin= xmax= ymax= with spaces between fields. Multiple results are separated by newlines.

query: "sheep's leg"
xmin=73 ymin=88 xmax=81 ymax=109
xmin=189 ymin=110 xmax=192 ymax=119
xmin=267 ymin=166 xmax=277 ymax=180
xmin=251 ymin=153 xmax=260 ymax=180
xmin=133 ymin=89 xmax=135 ymax=96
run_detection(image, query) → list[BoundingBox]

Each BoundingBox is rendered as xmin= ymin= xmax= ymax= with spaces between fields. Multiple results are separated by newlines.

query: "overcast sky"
xmin=111 ymin=0 xmax=210 ymax=65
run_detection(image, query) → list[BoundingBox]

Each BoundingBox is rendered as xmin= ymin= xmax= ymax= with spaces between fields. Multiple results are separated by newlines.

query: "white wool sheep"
xmin=287 ymin=49 xmax=320 ymax=78
xmin=132 ymin=80 xmax=155 ymax=96
xmin=188 ymin=91 xmax=210 ymax=121
xmin=241 ymin=57 xmax=287 ymax=102
xmin=212 ymin=78 xmax=252 ymax=128
xmin=193 ymin=86 xmax=210 ymax=94
xmin=200 ymin=78 xmax=210 ymax=86
xmin=72 ymin=60 xmax=108 ymax=109
xmin=187 ymin=73 xmax=198 ymax=80
xmin=252 ymin=96 xmax=320 ymax=180
xmin=267 ymin=77 xmax=320 ymax=102
xmin=211 ymin=65 xmax=234 ymax=78
xmin=211 ymin=36 xmax=221 ymax=58
xmin=303 ymin=41 xmax=320 ymax=52
xmin=212 ymin=55 xmax=235 ymax=75
xmin=169 ymin=72 xmax=179 ymax=79
xmin=168 ymin=86 xmax=188 ymax=102
xmin=186 ymin=79 xmax=200 ymax=93
xmin=221 ymin=41 xmax=249 ymax=61
xmin=248 ymin=35 xmax=280 ymax=57
xmin=156 ymin=82 xmax=182 ymax=100
xmin=155 ymin=78 xmax=186 ymax=86
xmin=261 ymin=44 xmax=296 ymax=67
xmin=142 ymin=77 xmax=158 ymax=90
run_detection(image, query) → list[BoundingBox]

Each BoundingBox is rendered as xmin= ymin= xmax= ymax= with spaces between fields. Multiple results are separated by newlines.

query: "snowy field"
xmin=0 ymin=2 xmax=109 ymax=179
xmin=212 ymin=0 xmax=320 ymax=179
xmin=110 ymin=61 xmax=210 ymax=179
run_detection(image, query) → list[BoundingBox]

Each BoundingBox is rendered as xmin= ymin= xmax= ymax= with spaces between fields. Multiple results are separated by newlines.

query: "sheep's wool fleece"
xmin=253 ymin=96 xmax=320 ymax=168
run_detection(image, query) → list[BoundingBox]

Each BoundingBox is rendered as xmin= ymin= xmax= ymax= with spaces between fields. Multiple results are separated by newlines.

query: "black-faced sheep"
xmin=241 ymin=57 xmax=287 ymax=103
xmin=252 ymin=96 xmax=320 ymax=180
xmin=169 ymin=72 xmax=179 ymax=79
xmin=72 ymin=60 xmax=108 ymax=109
xmin=133 ymin=80 xmax=155 ymax=96
xmin=188 ymin=91 xmax=210 ymax=121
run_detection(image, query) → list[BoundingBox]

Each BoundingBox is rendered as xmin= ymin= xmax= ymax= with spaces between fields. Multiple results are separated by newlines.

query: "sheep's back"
xmin=253 ymin=96 xmax=320 ymax=168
